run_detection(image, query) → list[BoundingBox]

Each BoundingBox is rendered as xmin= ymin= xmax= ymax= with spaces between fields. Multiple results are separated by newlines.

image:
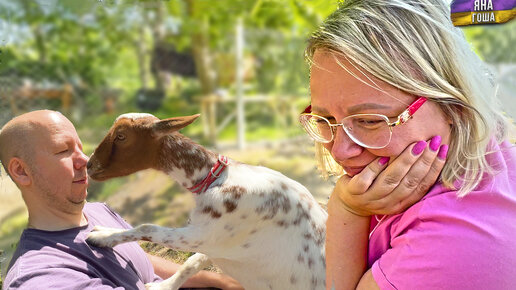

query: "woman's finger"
xmin=372 ymin=138 xmax=447 ymax=214
xmin=347 ymin=156 xmax=390 ymax=194
xmin=370 ymin=140 xmax=428 ymax=198
xmin=385 ymin=136 xmax=442 ymax=202
xmin=396 ymin=144 xmax=448 ymax=212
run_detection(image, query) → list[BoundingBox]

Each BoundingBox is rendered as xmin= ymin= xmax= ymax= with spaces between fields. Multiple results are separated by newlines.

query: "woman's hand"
xmin=334 ymin=136 xmax=448 ymax=216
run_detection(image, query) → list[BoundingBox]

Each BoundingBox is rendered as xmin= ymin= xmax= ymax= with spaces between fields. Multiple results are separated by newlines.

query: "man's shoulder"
xmin=84 ymin=201 xmax=112 ymax=215
xmin=84 ymin=202 xmax=133 ymax=229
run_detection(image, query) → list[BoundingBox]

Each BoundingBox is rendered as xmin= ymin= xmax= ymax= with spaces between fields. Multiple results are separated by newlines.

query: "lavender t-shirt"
xmin=369 ymin=140 xmax=516 ymax=289
xmin=4 ymin=202 xmax=161 ymax=289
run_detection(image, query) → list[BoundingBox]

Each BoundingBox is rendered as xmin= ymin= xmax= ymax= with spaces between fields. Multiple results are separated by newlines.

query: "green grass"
xmin=139 ymin=241 xmax=219 ymax=272
xmin=0 ymin=211 xmax=28 ymax=279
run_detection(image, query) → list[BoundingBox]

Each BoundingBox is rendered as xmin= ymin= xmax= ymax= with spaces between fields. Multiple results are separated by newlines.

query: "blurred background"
xmin=0 ymin=0 xmax=514 ymax=280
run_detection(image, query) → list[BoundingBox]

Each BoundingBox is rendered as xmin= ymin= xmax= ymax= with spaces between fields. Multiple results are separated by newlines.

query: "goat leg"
xmin=86 ymin=225 xmax=131 ymax=248
xmin=145 ymin=253 xmax=211 ymax=290
xmin=87 ymin=224 xmax=208 ymax=252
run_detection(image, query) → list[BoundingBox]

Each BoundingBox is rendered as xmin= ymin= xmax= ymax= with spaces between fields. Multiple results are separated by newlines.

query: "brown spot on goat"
xmin=311 ymin=276 xmax=318 ymax=288
xmin=290 ymin=275 xmax=297 ymax=284
xmin=313 ymin=225 xmax=326 ymax=247
xmin=221 ymin=185 xmax=246 ymax=199
xmin=276 ymin=220 xmax=289 ymax=228
xmin=201 ymin=206 xmax=222 ymax=219
xmin=308 ymin=257 xmax=314 ymax=269
xmin=223 ymin=200 xmax=238 ymax=213
xmin=255 ymin=190 xmax=291 ymax=220
xmin=297 ymin=254 xmax=304 ymax=263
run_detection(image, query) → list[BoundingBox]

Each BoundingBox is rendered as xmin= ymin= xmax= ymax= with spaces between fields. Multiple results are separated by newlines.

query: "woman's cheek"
xmin=372 ymin=139 xmax=409 ymax=158
xmin=322 ymin=142 xmax=333 ymax=152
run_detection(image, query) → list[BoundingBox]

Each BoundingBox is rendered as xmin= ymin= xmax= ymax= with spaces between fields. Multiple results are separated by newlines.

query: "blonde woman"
xmin=299 ymin=0 xmax=516 ymax=289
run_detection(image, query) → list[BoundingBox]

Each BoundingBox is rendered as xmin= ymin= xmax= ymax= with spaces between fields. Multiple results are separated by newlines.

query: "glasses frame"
xmin=299 ymin=97 xmax=427 ymax=149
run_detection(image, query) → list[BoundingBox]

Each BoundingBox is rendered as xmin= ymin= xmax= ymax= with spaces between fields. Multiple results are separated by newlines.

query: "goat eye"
xmin=116 ymin=134 xmax=126 ymax=141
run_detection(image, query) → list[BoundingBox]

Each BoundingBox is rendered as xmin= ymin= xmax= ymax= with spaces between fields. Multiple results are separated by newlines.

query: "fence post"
xmin=235 ymin=17 xmax=246 ymax=150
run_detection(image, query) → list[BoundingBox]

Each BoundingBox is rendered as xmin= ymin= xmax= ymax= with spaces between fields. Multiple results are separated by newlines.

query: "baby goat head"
xmin=87 ymin=113 xmax=200 ymax=181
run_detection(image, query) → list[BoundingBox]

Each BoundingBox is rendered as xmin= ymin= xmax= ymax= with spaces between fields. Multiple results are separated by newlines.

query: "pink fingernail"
xmin=412 ymin=141 xmax=427 ymax=155
xmin=429 ymin=135 xmax=441 ymax=152
xmin=437 ymin=144 xmax=449 ymax=160
xmin=378 ymin=157 xmax=390 ymax=166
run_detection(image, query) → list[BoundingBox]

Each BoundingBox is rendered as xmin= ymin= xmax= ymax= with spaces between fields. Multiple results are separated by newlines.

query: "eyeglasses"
xmin=299 ymin=97 xmax=427 ymax=149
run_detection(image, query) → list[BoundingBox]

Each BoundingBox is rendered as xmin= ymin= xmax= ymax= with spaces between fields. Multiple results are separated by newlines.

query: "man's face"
xmin=29 ymin=114 xmax=89 ymax=214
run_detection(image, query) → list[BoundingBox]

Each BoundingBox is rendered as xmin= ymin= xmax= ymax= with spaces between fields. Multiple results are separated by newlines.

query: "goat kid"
xmin=86 ymin=113 xmax=327 ymax=290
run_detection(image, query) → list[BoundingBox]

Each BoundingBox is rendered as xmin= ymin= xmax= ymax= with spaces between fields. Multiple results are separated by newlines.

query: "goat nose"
xmin=87 ymin=160 xmax=92 ymax=169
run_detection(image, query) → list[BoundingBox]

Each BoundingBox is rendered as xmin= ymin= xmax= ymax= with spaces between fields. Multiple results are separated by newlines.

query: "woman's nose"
xmin=330 ymin=127 xmax=363 ymax=161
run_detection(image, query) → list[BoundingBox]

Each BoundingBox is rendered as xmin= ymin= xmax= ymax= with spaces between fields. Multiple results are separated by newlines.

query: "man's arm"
xmin=5 ymin=267 xmax=123 ymax=289
xmin=146 ymin=254 xmax=243 ymax=290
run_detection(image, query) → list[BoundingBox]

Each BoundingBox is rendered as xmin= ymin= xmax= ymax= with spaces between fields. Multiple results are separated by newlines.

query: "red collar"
xmin=187 ymin=155 xmax=229 ymax=194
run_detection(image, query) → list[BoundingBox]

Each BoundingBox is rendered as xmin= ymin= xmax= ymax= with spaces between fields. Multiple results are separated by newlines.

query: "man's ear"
xmin=8 ymin=157 xmax=31 ymax=186
xmin=152 ymin=114 xmax=200 ymax=138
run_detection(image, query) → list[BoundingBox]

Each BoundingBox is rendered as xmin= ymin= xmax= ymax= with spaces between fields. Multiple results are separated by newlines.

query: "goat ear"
xmin=152 ymin=114 xmax=200 ymax=137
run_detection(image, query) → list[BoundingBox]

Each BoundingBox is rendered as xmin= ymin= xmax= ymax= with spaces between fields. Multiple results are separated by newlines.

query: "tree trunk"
xmin=147 ymin=2 xmax=167 ymax=93
xmin=135 ymin=25 xmax=149 ymax=89
xmin=187 ymin=0 xmax=217 ymax=95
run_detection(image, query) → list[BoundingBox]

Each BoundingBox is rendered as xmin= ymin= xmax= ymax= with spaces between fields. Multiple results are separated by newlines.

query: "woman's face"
xmin=310 ymin=50 xmax=452 ymax=176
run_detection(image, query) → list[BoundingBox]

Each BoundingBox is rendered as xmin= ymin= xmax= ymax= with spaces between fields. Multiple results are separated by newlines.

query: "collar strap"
xmin=187 ymin=155 xmax=229 ymax=194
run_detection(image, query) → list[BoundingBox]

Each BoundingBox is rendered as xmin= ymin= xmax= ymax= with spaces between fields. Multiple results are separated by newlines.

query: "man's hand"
xmin=147 ymin=253 xmax=244 ymax=290
xmin=334 ymin=137 xmax=448 ymax=216
xmin=214 ymin=273 xmax=245 ymax=290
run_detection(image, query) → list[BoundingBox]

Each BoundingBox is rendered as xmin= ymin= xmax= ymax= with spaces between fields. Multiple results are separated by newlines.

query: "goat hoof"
xmin=86 ymin=226 xmax=125 ymax=248
xmin=145 ymin=282 xmax=166 ymax=290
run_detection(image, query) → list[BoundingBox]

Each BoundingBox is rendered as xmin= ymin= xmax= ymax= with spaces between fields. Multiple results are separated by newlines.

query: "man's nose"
xmin=74 ymin=150 xmax=89 ymax=170
xmin=330 ymin=127 xmax=363 ymax=161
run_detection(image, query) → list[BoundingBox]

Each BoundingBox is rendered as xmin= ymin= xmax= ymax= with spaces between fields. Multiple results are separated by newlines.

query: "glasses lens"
xmin=299 ymin=114 xmax=333 ymax=143
xmin=342 ymin=115 xmax=391 ymax=148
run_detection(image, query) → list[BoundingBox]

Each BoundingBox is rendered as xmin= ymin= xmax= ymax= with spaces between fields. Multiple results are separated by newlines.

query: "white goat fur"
xmin=86 ymin=113 xmax=328 ymax=290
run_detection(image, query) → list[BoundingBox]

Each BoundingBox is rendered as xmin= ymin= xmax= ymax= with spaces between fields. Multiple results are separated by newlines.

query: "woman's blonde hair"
xmin=306 ymin=0 xmax=512 ymax=197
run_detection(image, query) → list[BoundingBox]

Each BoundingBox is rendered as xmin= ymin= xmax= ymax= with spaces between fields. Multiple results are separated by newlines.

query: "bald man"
xmin=0 ymin=110 xmax=242 ymax=290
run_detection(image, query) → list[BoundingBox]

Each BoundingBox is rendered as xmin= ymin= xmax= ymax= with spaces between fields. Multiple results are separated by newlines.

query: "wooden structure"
xmin=8 ymin=83 xmax=74 ymax=115
xmin=200 ymin=93 xmax=300 ymax=146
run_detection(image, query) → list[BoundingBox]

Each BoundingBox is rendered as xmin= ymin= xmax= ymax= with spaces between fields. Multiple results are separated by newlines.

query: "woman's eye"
xmin=359 ymin=119 xmax=381 ymax=124
xmin=321 ymin=116 xmax=336 ymax=123
xmin=57 ymin=149 xmax=69 ymax=154
xmin=356 ymin=118 xmax=384 ymax=128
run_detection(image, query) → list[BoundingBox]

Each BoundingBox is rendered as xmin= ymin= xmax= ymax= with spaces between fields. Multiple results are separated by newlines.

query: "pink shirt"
xmin=369 ymin=140 xmax=516 ymax=289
